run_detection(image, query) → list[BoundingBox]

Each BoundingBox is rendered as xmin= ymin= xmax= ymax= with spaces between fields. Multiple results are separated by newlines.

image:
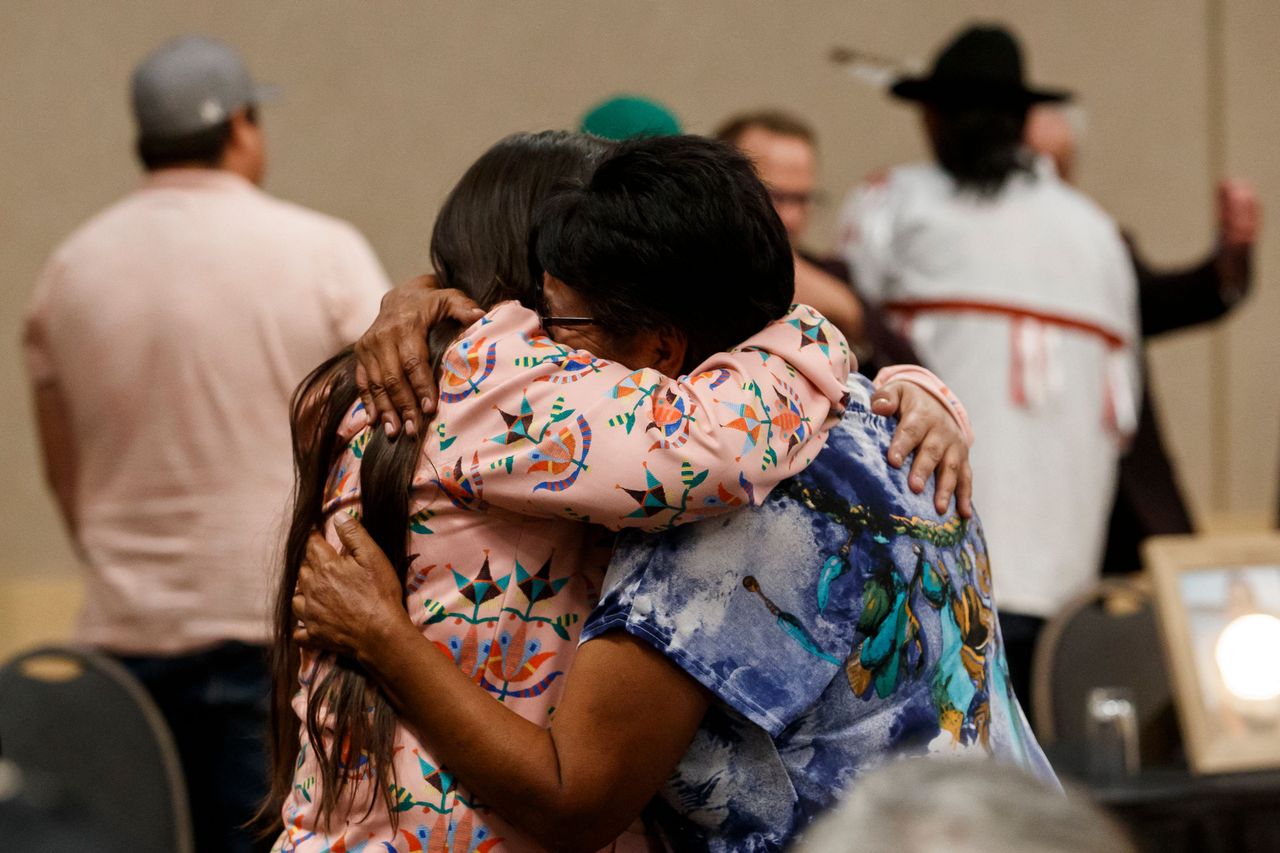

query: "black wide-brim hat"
xmin=891 ymin=24 xmax=1071 ymax=106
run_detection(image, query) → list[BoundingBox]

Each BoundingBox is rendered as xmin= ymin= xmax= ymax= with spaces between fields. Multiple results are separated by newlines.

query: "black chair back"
xmin=0 ymin=645 xmax=194 ymax=852
xmin=1033 ymin=577 xmax=1182 ymax=772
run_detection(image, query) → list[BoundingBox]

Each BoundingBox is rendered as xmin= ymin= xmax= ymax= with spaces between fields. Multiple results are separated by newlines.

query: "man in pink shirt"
xmin=23 ymin=35 xmax=389 ymax=852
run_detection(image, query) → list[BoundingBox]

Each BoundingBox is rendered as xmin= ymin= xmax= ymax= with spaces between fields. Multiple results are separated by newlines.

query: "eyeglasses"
xmin=768 ymin=189 xmax=826 ymax=208
xmin=539 ymin=314 xmax=597 ymax=328
xmin=535 ymin=278 xmax=596 ymax=328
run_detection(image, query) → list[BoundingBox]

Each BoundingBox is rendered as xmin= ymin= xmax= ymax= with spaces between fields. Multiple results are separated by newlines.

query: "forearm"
xmin=1137 ymin=256 xmax=1231 ymax=336
xmin=301 ymin=522 xmax=704 ymax=850
xmin=356 ymin=621 xmax=597 ymax=849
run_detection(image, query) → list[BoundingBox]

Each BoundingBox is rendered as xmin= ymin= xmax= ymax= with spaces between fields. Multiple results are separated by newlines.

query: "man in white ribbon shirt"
xmin=837 ymin=24 xmax=1140 ymax=712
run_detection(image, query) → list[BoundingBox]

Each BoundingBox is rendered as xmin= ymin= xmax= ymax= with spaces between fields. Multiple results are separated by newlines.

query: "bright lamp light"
xmin=1214 ymin=613 xmax=1280 ymax=702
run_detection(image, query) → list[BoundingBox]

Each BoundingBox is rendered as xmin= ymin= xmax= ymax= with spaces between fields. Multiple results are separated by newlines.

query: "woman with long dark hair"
xmin=271 ymin=133 xmax=973 ymax=851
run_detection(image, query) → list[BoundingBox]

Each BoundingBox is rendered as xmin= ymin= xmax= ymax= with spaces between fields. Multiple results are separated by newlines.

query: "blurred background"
xmin=2 ymin=0 xmax=1277 ymax=656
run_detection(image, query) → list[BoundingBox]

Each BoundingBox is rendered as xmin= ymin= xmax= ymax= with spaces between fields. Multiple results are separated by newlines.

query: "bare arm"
xmin=32 ymin=381 xmax=78 ymax=541
xmin=295 ymin=520 xmax=709 ymax=852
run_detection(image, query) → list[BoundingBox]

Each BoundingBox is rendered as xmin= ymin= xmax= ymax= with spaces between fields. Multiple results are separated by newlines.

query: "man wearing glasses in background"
xmin=716 ymin=110 xmax=924 ymax=376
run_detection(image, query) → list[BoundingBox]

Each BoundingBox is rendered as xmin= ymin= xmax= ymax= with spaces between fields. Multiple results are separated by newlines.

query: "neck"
xmin=149 ymin=161 xmax=217 ymax=173
xmin=219 ymin=154 xmax=260 ymax=185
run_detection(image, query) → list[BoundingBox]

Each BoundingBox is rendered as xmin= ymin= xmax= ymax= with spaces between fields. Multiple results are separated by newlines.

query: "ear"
xmin=648 ymin=326 xmax=688 ymax=376
xmin=223 ymin=108 xmax=265 ymax=184
xmin=226 ymin=110 xmax=253 ymax=151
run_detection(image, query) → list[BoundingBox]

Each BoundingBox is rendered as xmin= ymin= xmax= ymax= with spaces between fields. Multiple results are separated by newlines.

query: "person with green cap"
xmin=579 ymin=94 xmax=681 ymax=140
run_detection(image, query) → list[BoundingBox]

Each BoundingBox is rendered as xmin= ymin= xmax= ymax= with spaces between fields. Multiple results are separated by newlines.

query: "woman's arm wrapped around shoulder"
xmin=425 ymin=300 xmax=851 ymax=530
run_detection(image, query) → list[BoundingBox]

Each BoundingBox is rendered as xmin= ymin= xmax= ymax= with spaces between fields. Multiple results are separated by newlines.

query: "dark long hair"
xmin=927 ymin=102 xmax=1034 ymax=197
xmin=261 ymin=130 xmax=609 ymax=834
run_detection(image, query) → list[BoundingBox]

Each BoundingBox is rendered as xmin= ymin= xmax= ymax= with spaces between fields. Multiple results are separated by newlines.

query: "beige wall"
xmin=1 ymin=3 xmax=1275 ymax=620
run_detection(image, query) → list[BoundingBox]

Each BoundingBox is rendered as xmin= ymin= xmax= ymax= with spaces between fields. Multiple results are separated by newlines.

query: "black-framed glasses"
xmin=539 ymin=314 xmax=597 ymax=328
xmin=535 ymin=278 xmax=596 ymax=328
xmin=768 ymin=188 xmax=827 ymax=208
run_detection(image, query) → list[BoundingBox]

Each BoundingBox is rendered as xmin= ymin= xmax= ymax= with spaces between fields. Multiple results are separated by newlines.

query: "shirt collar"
xmin=141 ymin=168 xmax=257 ymax=193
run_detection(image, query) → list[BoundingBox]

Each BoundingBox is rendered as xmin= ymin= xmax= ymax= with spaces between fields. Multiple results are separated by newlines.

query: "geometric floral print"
xmin=275 ymin=301 xmax=852 ymax=852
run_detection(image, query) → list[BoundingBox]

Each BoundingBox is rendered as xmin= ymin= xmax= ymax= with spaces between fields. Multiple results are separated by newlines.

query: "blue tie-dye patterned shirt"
xmin=581 ymin=376 xmax=1056 ymax=852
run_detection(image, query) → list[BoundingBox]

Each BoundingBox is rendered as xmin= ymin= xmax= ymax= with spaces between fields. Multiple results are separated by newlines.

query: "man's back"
xmin=838 ymin=161 xmax=1140 ymax=618
xmin=25 ymin=169 xmax=388 ymax=654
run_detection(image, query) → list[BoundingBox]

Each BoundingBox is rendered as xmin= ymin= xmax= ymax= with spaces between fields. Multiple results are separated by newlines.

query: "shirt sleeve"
xmin=323 ymin=223 xmax=392 ymax=346
xmin=1109 ymin=225 xmax=1144 ymax=435
xmin=871 ymin=364 xmax=975 ymax=447
xmin=424 ymin=301 xmax=851 ymax=531
xmin=580 ymin=498 xmax=860 ymax=737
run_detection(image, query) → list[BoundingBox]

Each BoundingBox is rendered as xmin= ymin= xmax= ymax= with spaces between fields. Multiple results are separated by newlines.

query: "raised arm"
xmin=426 ymin=300 xmax=850 ymax=530
xmin=355 ymin=279 xmax=976 ymax=515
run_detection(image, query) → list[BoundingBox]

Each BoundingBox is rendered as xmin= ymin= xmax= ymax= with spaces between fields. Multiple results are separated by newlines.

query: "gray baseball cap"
xmin=131 ymin=35 xmax=277 ymax=140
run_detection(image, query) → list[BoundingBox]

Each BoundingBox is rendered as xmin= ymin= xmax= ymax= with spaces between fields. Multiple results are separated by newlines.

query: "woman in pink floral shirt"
xmin=273 ymin=134 xmax=970 ymax=853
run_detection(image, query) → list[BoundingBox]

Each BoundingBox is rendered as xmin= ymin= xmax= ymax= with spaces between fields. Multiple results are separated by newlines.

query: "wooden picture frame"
xmin=1144 ymin=533 xmax=1280 ymax=774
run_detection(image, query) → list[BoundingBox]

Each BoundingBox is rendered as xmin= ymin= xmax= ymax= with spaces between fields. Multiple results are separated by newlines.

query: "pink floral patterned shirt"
xmin=277 ymin=300 xmax=855 ymax=852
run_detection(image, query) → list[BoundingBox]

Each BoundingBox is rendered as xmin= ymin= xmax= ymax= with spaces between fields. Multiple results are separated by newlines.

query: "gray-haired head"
xmin=792 ymin=758 xmax=1135 ymax=853
xmin=131 ymin=35 xmax=275 ymax=141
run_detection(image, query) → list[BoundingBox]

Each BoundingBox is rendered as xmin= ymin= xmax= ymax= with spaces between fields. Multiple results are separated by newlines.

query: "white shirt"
xmin=837 ymin=158 xmax=1140 ymax=618
xmin=24 ymin=169 xmax=390 ymax=654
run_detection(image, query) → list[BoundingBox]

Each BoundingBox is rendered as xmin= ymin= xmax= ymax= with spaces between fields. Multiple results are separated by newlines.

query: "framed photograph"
xmin=1144 ymin=533 xmax=1280 ymax=774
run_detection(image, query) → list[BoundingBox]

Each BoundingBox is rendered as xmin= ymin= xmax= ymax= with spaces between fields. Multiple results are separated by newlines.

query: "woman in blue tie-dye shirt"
xmin=292 ymin=136 xmax=1047 ymax=853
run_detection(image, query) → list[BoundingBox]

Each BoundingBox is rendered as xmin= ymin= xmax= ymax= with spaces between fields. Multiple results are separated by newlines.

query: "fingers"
xmin=870 ymin=383 xmax=903 ymax=418
xmin=292 ymin=625 xmax=311 ymax=645
xmin=353 ymin=280 xmax=484 ymax=436
xmin=907 ymin=432 xmax=946 ymax=495
xmin=439 ymin=288 xmax=485 ymax=325
xmin=956 ymin=460 xmax=975 ymax=519
xmin=397 ymin=333 xmax=438 ymax=420
xmin=334 ymin=514 xmax=378 ymax=564
xmin=292 ymin=592 xmax=306 ymax=622
xmin=383 ymin=336 xmax=425 ymax=435
xmin=885 ymin=412 xmax=922 ymax=469
xmin=367 ymin=319 xmax=413 ymax=438
xmin=1218 ymin=179 xmax=1261 ymax=247
xmin=354 ymin=361 xmax=375 ymax=426
xmin=933 ymin=446 xmax=963 ymax=514
xmin=413 ymin=290 xmax=483 ymax=417
xmin=305 ymin=530 xmax=339 ymax=570
xmin=357 ymin=340 xmax=400 ymax=437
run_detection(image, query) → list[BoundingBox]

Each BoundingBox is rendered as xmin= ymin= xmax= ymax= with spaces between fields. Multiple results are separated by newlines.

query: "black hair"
xmin=531 ymin=134 xmax=795 ymax=372
xmin=928 ymin=102 xmax=1033 ymax=197
xmin=262 ymin=129 xmax=608 ymax=836
xmin=137 ymin=122 xmax=231 ymax=170
xmin=431 ymin=131 xmax=612 ymax=308
xmin=136 ymin=105 xmax=259 ymax=171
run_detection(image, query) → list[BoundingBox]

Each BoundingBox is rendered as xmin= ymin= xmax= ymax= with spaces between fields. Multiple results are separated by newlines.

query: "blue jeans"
xmin=117 ymin=641 xmax=273 ymax=853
